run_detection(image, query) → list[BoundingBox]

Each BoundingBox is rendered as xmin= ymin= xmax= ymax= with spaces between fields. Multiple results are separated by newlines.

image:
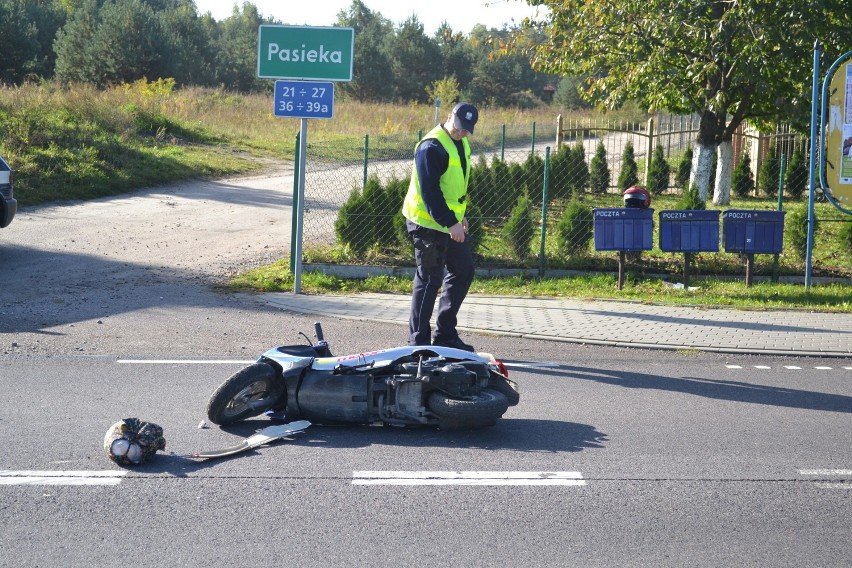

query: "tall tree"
xmin=519 ymin=0 xmax=848 ymax=204
xmin=385 ymin=15 xmax=441 ymax=103
xmin=335 ymin=0 xmax=395 ymax=102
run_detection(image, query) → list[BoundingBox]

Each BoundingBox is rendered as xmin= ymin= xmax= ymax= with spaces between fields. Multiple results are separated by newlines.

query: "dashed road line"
xmin=0 ymin=470 xmax=127 ymax=486
xmin=352 ymin=471 xmax=586 ymax=486
xmin=798 ymin=469 xmax=852 ymax=489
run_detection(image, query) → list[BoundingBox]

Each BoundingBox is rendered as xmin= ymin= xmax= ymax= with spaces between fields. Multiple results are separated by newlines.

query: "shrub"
xmin=786 ymin=205 xmax=817 ymax=261
xmin=647 ymin=144 xmax=671 ymax=195
xmin=732 ymin=153 xmax=755 ymax=198
xmin=362 ymin=175 xmax=396 ymax=247
xmin=465 ymin=200 xmax=484 ymax=255
xmin=522 ymin=153 xmax=545 ymax=203
xmin=335 ymin=188 xmax=376 ymax=255
xmin=676 ymin=184 xmax=706 ymax=210
xmin=556 ymin=199 xmax=593 ymax=256
xmin=589 ymin=141 xmax=610 ymax=195
xmin=617 ymin=141 xmax=639 ymax=190
xmin=758 ymin=147 xmax=781 ymax=197
xmin=567 ymin=140 xmax=589 ymax=197
xmin=548 ymin=145 xmax=572 ymax=201
xmin=675 ymin=146 xmax=693 ymax=189
xmin=785 ymin=148 xmax=808 ymax=200
xmin=501 ymin=191 xmax=535 ymax=260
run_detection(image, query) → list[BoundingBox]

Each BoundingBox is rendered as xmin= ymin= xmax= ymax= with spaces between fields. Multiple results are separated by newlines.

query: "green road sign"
xmin=257 ymin=25 xmax=354 ymax=81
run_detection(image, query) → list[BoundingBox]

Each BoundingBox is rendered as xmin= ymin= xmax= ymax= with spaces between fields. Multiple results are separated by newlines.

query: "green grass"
xmin=231 ymin=260 xmax=852 ymax=313
xmin=3 ymin=81 xmax=850 ymax=311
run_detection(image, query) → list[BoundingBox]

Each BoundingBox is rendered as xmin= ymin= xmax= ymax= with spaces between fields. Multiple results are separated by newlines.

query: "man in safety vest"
xmin=402 ymin=102 xmax=479 ymax=352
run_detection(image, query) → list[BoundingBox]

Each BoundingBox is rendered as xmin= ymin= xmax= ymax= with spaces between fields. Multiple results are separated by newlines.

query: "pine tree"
xmin=647 ymin=145 xmax=671 ymax=195
xmin=589 ymin=141 xmax=610 ymax=195
xmin=617 ymin=141 xmax=639 ymax=190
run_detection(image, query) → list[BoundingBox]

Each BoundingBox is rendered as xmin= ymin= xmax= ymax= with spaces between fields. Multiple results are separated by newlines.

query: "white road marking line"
xmin=725 ymin=365 xmax=742 ymax=369
xmin=0 ymin=470 xmax=127 ymax=486
xmin=798 ymin=469 xmax=852 ymax=476
xmin=815 ymin=483 xmax=852 ymax=489
xmin=117 ymin=360 xmax=254 ymax=364
xmin=352 ymin=471 xmax=585 ymax=486
xmin=784 ymin=366 xmax=802 ymax=369
xmin=754 ymin=365 xmax=771 ymax=369
xmin=844 ymin=367 xmax=852 ymax=370
xmin=814 ymin=366 xmax=833 ymax=370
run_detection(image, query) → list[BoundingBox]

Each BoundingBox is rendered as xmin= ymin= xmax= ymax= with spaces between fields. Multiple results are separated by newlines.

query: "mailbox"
xmin=659 ymin=210 xmax=720 ymax=253
xmin=593 ymin=208 xmax=654 ymax=251
xmin=722 ymin=210 xmax=786 ymax=254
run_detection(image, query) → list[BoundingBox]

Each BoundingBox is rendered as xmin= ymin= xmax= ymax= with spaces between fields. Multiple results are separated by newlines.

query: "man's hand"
xmin=448 ymin=222 xmax=466 ymax=243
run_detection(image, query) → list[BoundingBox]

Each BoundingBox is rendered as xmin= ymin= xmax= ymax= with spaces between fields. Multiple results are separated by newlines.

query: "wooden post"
xmin=555 ymin=114 xmax=563 ymax=150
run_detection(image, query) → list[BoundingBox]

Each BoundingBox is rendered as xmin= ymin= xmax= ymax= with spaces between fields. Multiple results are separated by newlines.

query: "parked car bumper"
xmin=0 ymin=194 xmax=15 ymax=228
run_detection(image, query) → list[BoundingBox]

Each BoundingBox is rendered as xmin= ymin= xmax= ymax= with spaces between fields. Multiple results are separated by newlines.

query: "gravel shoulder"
xmin=0 ymin=165 xmax=332 ymax=357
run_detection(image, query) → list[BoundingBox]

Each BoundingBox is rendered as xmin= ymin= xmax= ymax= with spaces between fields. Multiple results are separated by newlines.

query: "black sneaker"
xmin=432 ymin=336 xmax=475 ymax=352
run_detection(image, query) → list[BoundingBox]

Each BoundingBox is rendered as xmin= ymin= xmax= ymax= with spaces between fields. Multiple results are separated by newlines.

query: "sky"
xmin=192 ymin=0 xmax=545 ymax=35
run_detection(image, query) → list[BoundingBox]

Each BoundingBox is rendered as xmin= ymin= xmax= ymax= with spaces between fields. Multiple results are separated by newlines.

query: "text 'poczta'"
xmin=267 ymin=43 xmax=343 ymax=64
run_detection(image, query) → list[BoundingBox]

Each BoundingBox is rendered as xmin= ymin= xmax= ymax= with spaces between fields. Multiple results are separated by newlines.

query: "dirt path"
xmin=0 ymin=166 xmax=322 ymax=357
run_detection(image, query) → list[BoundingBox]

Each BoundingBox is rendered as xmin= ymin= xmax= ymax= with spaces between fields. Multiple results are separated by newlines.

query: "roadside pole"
xmin=257 ymin=25 xmax=354 ymax=294
xmin=294 ymin=118 xmax=308 ymax=293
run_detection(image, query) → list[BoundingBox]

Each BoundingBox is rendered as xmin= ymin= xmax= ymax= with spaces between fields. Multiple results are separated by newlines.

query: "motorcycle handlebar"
xmin=314 ymin=321 xmax=325 ymax=342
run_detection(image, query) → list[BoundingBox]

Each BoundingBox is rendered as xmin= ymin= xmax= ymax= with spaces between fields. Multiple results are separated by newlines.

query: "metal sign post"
xmin=258 ymin=25 xmax=354 ymax=294
xmin=806 ymin=44 xmax=852 ymax=288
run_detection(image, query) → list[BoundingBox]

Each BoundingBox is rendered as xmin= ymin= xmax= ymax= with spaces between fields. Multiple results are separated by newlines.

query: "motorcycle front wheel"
xmin=428 ymin=388 xmax=510 ymax=430
xmin=206 ymin=363 xmax=285 ymax=425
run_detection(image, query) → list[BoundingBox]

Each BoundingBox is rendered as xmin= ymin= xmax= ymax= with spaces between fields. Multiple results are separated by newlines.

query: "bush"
xmin=548 ymin=145 xmax=572 ymax=201
xmin=758 ymin=147 xmax=781 ymax=197
xmin=501 ymin=191 xmax=535 ymax=260
xmin=676 ymin=146 xmax=693 ymax=189
xmin=676 ymin=184 xmax=706 ymax=210
xmin=647 ymin=145 xmax=670 ymax=195
xmin=732 ymin=153 xmax=755 ymax=198
xmin=589 ymin=141 xmax=610 ymax=195
xmin=522 ymin=153 xmax=546 ymax=203
xmin=362 ymin=175 xmax=396 ymax=247
xmin=786 ymin=205 xmax=817 ymax=262
xmin=785 ymin=148 xmax=808 ymax=200
xmin=567 ymin=140 xmax=589 ymax=197
xmin=335 ymin=188 xmax=376 ymax=255
xmin=556 ymin=199 xmax=593 ymax=256
xmin=465 ymin=200 xmax=484 ymax=255
xmin=617 ymin=141 xmax=639 ymax=190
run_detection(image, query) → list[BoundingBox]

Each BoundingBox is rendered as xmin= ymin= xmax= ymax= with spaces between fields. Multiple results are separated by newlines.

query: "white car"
xmin=0 ymin=155 xmax=15 ymax=228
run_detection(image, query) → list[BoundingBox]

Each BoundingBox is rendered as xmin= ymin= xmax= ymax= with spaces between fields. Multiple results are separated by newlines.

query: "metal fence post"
xmin=772 ymin=153 xmax=787 ymax=281
xmin=501 ymin=124 xmax=506 ymax=161
xmin=539 ymin=146 xmax=551 ymax=277
xmin=363 ymin=134 xmax=369 ymax=190
xmin=290 ymin=131 xmax=300 ymax=273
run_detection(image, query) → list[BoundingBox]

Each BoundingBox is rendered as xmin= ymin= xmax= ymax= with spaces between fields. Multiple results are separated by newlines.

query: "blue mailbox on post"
xmin=659 ymin=210 xmax=720 ymax=253
xmin=722 ymin=210 xmax=786 ymax=254
xmin=593 ymin=208 xmax=654 ymax=251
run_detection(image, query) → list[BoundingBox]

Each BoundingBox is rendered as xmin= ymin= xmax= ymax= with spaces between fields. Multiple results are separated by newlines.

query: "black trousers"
xmin=407 ymin=220 xmax=474 ymax=346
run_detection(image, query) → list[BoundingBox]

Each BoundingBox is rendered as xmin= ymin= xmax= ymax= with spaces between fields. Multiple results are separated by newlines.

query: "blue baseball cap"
xmin=452 ymin=102 xmax=479 ymax=134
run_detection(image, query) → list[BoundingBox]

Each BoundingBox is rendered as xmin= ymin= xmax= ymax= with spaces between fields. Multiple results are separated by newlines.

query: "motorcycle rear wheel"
xmin=206 ymin=363 xmax=285 ymax=425
xmin=488 ymin=375 xmax=520 ymax=406
xmin=428 ymin=388 xmax=510 ymax=430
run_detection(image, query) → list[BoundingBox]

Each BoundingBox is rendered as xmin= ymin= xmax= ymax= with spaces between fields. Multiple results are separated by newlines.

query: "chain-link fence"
xmin=299 ymin=114 xmax=835 ymax=280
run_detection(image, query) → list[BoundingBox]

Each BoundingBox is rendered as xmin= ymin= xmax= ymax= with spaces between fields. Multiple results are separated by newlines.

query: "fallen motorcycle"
xmin=206 ymin=322 xmax=519 ymax=430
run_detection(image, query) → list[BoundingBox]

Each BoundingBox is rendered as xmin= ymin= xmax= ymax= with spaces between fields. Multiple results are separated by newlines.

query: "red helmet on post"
xmin=623 ymin=185 xmax=651 ymax=208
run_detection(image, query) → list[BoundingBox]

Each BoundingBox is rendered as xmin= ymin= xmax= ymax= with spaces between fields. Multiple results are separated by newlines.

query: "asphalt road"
xmin=1 ymin=173 xmax=850 ymax=566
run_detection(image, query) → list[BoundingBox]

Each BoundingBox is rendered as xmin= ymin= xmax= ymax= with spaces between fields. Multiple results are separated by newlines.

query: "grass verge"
xmin=230 ymin=260 xmax=852 ymax=313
